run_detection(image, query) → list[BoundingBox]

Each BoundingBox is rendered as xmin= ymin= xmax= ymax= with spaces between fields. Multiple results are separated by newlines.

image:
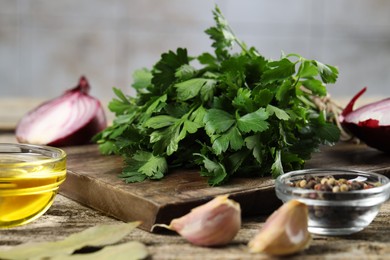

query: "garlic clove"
xmin=248 ymin=199 xmax=311 ymax=256
xmin=152 ymin=195 xmax=241 ymax=247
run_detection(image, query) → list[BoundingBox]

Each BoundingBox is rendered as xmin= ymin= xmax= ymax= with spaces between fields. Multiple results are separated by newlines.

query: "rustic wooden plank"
xmin=306 ymin=143 xmax=390 ymax=175
xmin=59 ymin=145 xmax=279 ymax=231
xmin=59 ymin=142 xmax=390 ymax=232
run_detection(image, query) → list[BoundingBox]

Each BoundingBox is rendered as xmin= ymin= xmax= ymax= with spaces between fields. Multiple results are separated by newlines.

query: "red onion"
xmin=15 ymin=76 xmax=107 ymax=147
xmin=340 ymin=87 xmax=390 ymax=153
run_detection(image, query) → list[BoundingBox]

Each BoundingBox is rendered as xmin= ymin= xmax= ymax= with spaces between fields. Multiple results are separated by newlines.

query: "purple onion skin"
xmin=341 ymin=122 xmax=390 ymax=153
xmin=47 ymin=108 xmax=106 ymax=147
xmin=49 ymin=77 xmax=107 ymax=147
xmin=340 ymin=87 xmax=390 ymax=153
xmin=15 ymin=76 xmax=107 ymax=147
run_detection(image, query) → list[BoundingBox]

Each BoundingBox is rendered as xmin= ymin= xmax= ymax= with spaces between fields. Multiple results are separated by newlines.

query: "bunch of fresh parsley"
xmin=94 ymin=6 xmax=340 ymax=186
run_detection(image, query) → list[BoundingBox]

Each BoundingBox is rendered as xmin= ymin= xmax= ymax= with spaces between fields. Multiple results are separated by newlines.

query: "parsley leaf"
xmin=204 ymin=109 xmax=235 ymax=134
xmin=237 ymin=108 xmax=269 ymax=133
xmin=120 ymin=151 xmax=167 ymax=182
xmin=175 ymin=78 xmax=217 ymax=101
xmin=95 ymin=5 xmax=340 ymax=185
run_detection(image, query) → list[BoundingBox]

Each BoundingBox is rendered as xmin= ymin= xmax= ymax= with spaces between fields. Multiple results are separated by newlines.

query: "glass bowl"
xmin=275 ymin=168 xmax=390 ymax=235
xmin=0 ymin=143 xmax=66 ymax=228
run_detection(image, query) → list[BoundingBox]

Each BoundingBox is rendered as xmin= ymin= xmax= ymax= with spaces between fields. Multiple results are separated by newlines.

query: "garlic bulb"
xmin=152 ymin=195 xmax=241 ymax=247
xmin=248 ymin=200 xmax=311 ymax=255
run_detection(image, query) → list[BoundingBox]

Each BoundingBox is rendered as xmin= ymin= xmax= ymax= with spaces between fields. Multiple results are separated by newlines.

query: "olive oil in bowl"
xmin=0 ymin=144 xmax=66 ymax=228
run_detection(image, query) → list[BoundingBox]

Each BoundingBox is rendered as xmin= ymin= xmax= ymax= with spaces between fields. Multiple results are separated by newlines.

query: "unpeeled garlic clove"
xmin=248 ymin=199 xmax=311 ymax=256
xmin=152 ymin=195 xmax=241 ymax=247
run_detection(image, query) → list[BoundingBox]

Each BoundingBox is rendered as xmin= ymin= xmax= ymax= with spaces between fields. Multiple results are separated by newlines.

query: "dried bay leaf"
xmin=0 ymin=222 xmax=142 ymax=260
xmin=50 ymin=241 xmax=148 ymax=260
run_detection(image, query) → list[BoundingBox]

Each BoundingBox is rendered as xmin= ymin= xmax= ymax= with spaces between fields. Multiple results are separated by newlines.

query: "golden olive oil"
xmin=0 ymin=153 xmax=66 ymax=228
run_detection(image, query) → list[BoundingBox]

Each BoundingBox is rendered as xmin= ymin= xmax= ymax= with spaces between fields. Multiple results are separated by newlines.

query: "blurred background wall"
xmin=1 ymin=0 xmax=390 ymax=103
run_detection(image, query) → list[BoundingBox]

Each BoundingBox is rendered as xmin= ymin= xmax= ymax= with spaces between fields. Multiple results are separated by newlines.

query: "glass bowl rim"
xmin=275 ymin=168 xmax=390 ymax=196
xmin=0 ymin=143 xmax=66 ymax=167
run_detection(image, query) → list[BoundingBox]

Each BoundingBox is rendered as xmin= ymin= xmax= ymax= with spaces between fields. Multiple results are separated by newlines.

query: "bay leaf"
xmin=0 ymin=222 xmax=141 ymax=260
xmin=50 ymin=241 xmax=148 ymax=260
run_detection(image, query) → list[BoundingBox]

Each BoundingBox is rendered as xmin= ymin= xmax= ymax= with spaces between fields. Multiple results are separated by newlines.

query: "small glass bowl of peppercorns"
xmin=275 ymin=168 xmax=390 ymax=236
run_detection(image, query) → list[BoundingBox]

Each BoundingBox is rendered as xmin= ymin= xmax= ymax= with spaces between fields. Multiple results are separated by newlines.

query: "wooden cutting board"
xmin=59 ymin=143 xmax=390 ymax=231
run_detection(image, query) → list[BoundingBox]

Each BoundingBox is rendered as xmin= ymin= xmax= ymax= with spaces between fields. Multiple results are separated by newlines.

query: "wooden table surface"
xmin=1 ymin=98 xmax=390 ymax=259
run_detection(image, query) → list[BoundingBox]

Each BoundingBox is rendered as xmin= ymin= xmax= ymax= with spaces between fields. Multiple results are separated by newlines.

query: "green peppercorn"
xmin=327 ymin=178 xmax=336 ymax=186
xmin=320 ymin=178 xmax=328 ymax=185
xmin=299 ymin=179 xmax=307 ymax=188
xmin=338 ymin=178 xmax=348 ymax=184
xmin=340 ymin=184 xmax=349 ymax=192
xmin=332 ymin=186 xmax=340 ymax=193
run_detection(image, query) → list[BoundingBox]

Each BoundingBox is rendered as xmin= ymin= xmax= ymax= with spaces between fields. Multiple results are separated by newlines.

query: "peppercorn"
xmin=299 ymin=180 xmax=307 ymax=188
xmin=327 ymin=178 xmax=336 ymax=186
xmin=332 ymin=186 xmax=340 ymax=193
xmin=305 ymin=175 xmax=314 ymax=182
xmin=314 ymin=184 xmax=322 ymax=191
xmin=321 ymin=184 xmax=332 ymax=192
xmin=350 ymin=181 xmax=363 ymax=190
xmin=305 ymin=180 xmax=316 ymax=189
xmin=338 ymin=178 xmax=348 ymax=184
xmin=340 ymin=184 xmax=349 ymax=192
xmin=290 ymin=174 xmax=378 ymax=193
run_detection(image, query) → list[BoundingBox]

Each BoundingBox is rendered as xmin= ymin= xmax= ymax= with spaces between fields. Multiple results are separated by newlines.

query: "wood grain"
xmin=306 ymin=143 xmax=390 ymax=175
xmin=59 ymin=145 xmax=279 ymax=231
xmin=59 ymin=142 xmax=390 ymax=232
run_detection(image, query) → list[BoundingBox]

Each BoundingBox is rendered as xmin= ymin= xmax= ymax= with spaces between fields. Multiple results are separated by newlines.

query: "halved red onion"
xmin=339 ymin=87 xmax=390 ymax=153
xmin=15 ymin=76 xmax=107 ymax=147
